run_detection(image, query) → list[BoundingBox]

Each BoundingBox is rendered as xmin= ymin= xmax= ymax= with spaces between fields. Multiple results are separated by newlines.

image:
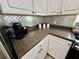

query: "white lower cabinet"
xmin=48 ymin=35 xmax=72 ymax=59
xmin=21 ymin=34 xmax=73 ymax=59
xmin=21 ymin=35 xmax=49 ymax=59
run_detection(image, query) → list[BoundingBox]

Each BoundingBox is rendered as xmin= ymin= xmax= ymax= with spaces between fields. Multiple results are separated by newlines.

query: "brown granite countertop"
xmin=11 ymin=27 xmax=76 ymax=59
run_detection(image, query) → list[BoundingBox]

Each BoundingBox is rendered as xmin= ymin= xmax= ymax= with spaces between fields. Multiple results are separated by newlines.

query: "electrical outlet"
xmin=54 ymin=21 xmax=56 ymax=24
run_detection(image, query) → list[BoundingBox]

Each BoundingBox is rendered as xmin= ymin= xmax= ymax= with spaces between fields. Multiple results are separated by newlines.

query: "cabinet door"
xmin=48 ymin=0 xmax=61 ymax=15
xmin=34 ymin=0 xmax=47 ymax=14
xmin=62 ymin=0 xmax=79 ymax=14
xmin=0 ymin=0 xmax=33 ymax=14
xmin=48 ymin=35 xmax=72 ymax=59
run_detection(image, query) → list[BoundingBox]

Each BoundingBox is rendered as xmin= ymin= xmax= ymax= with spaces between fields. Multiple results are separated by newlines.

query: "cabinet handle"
xmin=39 ymin=50 xmax=41 ymax=53
xmin=60 ymin=11 xmax=62 ymax=14
xmin=68 ymin=43 xmax=71 ymax=46
xmin=40 ymin=45 xmax=42 ymax=47
xmin=32 ymin=11 xmax=37 ymax=14
xmin=57 ymin=12 xmax=59 ymax=14
xmin=56 ymin=12 xmax=62 ymax=14
xmin=40 ymin=48 xmax=43 ymax=51
xmin=39 ymin=48 xmax=43 ymax=53
xmin=32 ymin=11 xmax=34 ymax=13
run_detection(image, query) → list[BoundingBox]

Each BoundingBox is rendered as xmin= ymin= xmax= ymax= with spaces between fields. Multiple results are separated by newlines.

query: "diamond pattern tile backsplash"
xmin=2 ymin=14 xmax=77 ymax=27
xmin=44 ymin=15 xmax=77 ymax=27
xmin=3 ymin=15 xmax=43 ymax=27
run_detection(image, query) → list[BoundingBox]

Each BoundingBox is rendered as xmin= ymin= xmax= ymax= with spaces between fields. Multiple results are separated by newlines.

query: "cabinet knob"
xmin=60 ymin=11 xmax=62 ymax=14
xmin=32 ymin=11 xmax=36 ymax=14
xmin=68 ymin=43 xmax=71 ymax=46
xmin=39 ymin=50 xmax=41 ymax=53
xmin=40 ymin=45 xmax=42 ymax=47
xmin=57 ymin=12 xmax=59 ymax=14
xmin=40 ymin=48 xmax=43 ymax=51
xmin=39 ymin=48 xmax=43 ymax=53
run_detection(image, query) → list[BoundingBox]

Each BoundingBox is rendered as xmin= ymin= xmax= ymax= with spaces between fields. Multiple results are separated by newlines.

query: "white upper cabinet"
xmin=48 ymin=0 xmax=61 ymax=15
xmin=1 ymin=0 xmax=79 ymax=15
xmin=0 ymin=0 xmax=33 ymax=14
xmin=34 ymin=0 xmax=47 ymax=15
xmin=62 ymin=0 xmax=79 ymax=14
